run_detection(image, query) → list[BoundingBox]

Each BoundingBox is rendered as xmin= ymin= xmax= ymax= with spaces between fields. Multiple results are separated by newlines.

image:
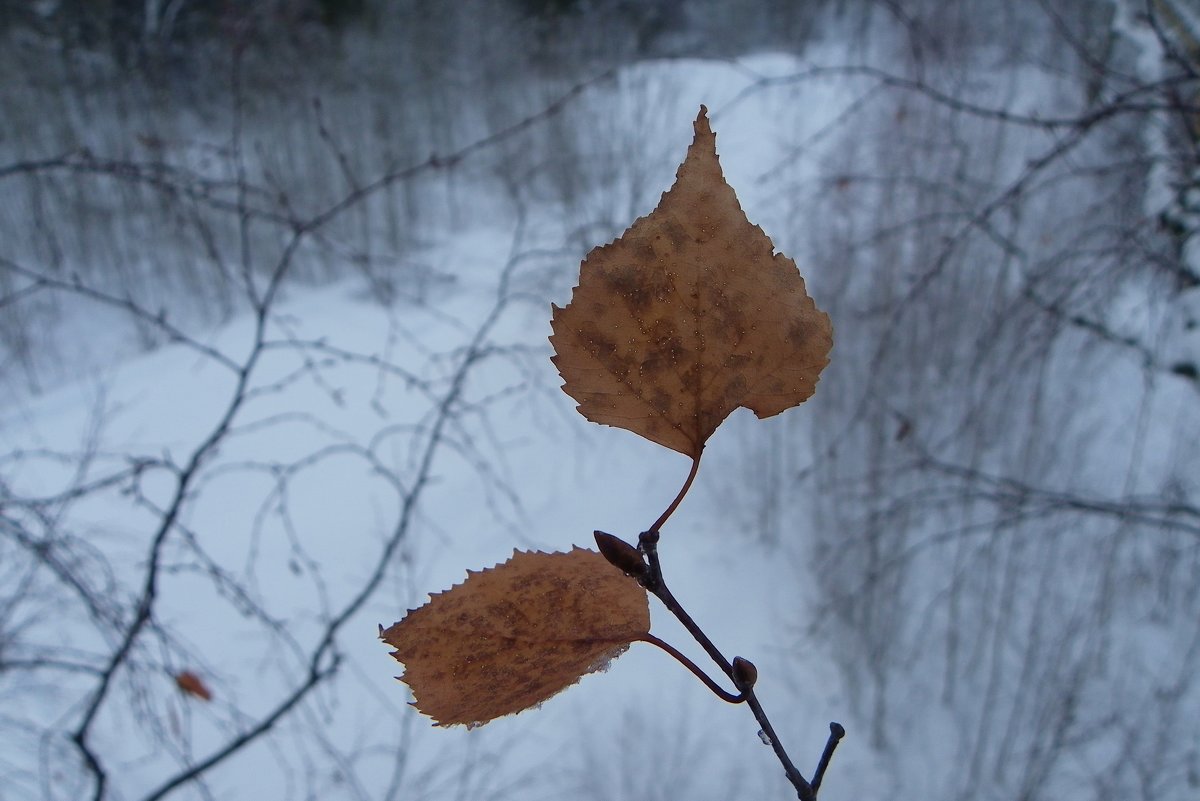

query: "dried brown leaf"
xmin=550 ymin=106 xmax=833 ymax=457
xmin=174 ymin=670 xmax=212 ymax=701
xmin=380 ymin=547 xmax=649 ymax=727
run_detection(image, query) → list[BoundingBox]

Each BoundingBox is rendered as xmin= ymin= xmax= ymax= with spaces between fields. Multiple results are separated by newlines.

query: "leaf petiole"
xmin=636 ymin=633 xmax=745 ymax=704
xmin=648 ymin=454 xmax=702 ymax=533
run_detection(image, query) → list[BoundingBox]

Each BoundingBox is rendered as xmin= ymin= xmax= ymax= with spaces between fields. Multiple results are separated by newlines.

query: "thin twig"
xmin=635 ymin=529 xmax=839 ymax=800
xmin=638 ymin=530 xmax=732 ymax=674
xmin=810 ymin=723 xmax=846 ymax=794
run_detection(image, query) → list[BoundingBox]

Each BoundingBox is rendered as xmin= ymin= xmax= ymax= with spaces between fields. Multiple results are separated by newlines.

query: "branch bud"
xmin=594 ymin=530 xmax=649 ymax=579
xmin=732 ymin=656 xmax=758 ymax=691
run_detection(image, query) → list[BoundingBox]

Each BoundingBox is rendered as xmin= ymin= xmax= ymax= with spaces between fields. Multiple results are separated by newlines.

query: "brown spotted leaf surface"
xmin=550 ymin=106 xmax=833 ymax=457
xmin=380 ymin=547 xmax=649 ymax=727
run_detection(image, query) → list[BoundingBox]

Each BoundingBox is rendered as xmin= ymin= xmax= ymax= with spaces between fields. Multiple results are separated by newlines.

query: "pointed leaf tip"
xmin=549 ymin=110 xmax=832 ymax=457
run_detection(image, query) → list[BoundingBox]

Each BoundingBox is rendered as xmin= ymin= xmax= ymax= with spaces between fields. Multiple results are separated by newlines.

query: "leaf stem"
xmin=649 ymin=454 xmax=702 ymax=533
xmin=636 ymin=633 xmax=745 ymax=704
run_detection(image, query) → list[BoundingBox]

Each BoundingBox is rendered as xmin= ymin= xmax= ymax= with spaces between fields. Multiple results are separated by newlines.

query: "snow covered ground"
xmin=1 ymin=52 xmax=888 ymax=801
xmin=5 ymin=10 xmax=1199 ymax=799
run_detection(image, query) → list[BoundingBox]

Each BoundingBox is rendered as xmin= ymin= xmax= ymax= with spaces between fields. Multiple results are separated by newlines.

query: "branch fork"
xmin=595 ymin=528 xmax=844 ymax=800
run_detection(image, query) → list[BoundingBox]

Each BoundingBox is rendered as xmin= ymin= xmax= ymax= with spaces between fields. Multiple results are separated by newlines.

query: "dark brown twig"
xmin=810 ymin=723 xmax=846 ymax=794
xmin=630 ymin=528 xmax=841 ymax=800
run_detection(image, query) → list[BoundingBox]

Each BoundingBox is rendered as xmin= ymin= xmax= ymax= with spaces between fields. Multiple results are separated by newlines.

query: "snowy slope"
xmin=1 ymin=53 xmax=883 ymax=801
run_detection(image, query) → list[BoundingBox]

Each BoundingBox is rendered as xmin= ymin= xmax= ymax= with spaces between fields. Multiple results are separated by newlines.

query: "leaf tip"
xmin=692 ymin=104 xmax=715 ymax=143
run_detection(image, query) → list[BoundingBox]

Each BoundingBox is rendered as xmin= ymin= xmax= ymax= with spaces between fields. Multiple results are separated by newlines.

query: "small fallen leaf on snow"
xmin=174 ymin=671 xmax=212 ymax=701
xmin=550 ymin=106 xmax=832 ymax=457
xmin=380 ymin=547 xmax=649 ymax=727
